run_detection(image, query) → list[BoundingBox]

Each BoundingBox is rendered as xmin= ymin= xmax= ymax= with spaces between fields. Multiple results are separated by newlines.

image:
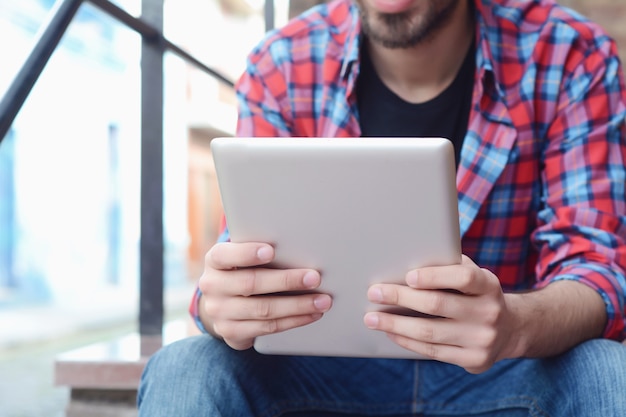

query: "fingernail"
xmin=257 ymin=246 xmax=273 ymax=262
xmin=364 ymin=312 xmax=379 ymax=329
xmin=303 ymin=271 xmax=320 ymax=288
xmin=406 ymin=270 xmax=418 ymax=287
xmin=368 ymin=286 xmax=383 ymax=303
xmin=313 ymin=294 xmax=332 ymax=311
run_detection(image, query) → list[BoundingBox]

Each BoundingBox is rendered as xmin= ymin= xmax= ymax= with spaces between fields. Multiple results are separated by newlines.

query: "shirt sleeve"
xmin=188 ymin=225 xmax=231 ymax=334
xmin=235 ymin=42 xmax=294 ymax=137
xmin=532 ymin=34 xmax=626 ymax=340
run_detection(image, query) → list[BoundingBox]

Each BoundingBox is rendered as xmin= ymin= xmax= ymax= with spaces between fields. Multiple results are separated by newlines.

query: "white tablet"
xmin=210 ymin=137 xmax=461 ymax=359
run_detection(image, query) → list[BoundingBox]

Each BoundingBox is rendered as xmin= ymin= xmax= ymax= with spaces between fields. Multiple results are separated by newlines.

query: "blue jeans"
xmin=137 ymin=335 xmax=626 ymax=416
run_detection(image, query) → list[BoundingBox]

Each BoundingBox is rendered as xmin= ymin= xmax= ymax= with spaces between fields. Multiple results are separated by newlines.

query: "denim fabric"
xmin=137 ymin=335 xmax=626 ymax=417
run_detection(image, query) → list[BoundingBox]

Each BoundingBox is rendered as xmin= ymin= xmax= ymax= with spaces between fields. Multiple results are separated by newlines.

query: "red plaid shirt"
xmin=192 ymin=0 xmax=626 ymax=340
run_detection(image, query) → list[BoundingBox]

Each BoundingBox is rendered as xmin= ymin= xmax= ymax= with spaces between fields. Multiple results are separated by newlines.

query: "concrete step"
xmin=54 ymin=319 xmax=195 ymax=417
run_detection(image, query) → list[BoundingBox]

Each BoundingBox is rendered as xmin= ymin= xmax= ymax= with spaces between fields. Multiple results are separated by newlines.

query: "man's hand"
xmin=364 ymin=255 xmax=520 ymax=374
xmin=364 ymin=255 xmax=607 ymax=374
xmin=198 ymin=242 xmax=332 ymax=350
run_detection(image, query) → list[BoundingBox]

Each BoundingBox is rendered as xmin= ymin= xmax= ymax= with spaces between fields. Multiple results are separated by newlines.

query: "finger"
xmin=364 ymin=312 xmax=498 ymax=373
xmin=364 ymin=311 xmax=493 ymax=347
xmin=368 ymin=284 xmax=467 ymax=319
xmin=206 ymin=242 xmax=274 ymax=270
xmin=201 ymin=268 xmax=321 ymax=297
xmin=362 ymin=312 xmax=494 ymax=372
xmin=206 ymin=293 xmax=333 ymax=321
xmin=405 ymin=256 xmax=497 ymax=295
xmin=215 ymin=313 xmax=324 ymax=351
xmin=385 ymin=333 xmax=494 ymax=374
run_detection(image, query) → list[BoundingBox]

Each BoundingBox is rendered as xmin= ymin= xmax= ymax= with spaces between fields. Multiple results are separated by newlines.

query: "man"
xmin=138 ymin=0 xmax=626 ymax=415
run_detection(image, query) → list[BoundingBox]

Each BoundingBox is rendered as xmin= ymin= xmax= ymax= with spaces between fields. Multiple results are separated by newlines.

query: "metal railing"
xmin=0 ymin=0 xmax=238 ymax=356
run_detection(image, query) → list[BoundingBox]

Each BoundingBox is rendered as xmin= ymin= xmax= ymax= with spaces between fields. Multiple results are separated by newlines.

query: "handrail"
xmin=264 ymin=0 xmax=275 ymax=32
xmin=0 ymin=0 xmax=235 ymax=144
xmin=0 ymin=0 xmax=237 ymax=355
xmin=0 ymin=0 xmax=82 ymax=142
xmin=88 ymin=0 xmax=237 ymax=87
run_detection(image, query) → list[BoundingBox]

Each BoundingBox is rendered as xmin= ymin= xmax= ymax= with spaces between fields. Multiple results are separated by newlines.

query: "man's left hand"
xmin=364 ymin=255 xmax=520 ymax=374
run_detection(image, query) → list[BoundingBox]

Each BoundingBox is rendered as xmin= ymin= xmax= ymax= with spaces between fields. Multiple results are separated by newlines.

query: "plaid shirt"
xmin=192 ymin=0 xmax=626 ymax=340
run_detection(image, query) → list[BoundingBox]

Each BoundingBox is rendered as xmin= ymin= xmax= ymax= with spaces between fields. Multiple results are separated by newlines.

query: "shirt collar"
xmin=339 ymin=0 xmax=507 ymax=106
xmin=473 ymin=0 xmax=505 ymax=99
xmin=339 ymin=3 xmax=362 ymax=80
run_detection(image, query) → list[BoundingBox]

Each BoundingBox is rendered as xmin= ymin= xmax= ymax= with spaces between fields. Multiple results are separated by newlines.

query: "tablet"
xmin=210 ymin=137 xmax=462 ymax=359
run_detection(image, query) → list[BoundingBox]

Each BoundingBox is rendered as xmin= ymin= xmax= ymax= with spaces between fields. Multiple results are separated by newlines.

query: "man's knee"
xmin=549 ymin=339 xmax=626 ymax=411
xmin=138 ymin=336 xmax=217 ymax=403
xmin=141 ymin=335 xmax=226 ymax=382
xmin=562 ymin=338 xmax=626 ymax=373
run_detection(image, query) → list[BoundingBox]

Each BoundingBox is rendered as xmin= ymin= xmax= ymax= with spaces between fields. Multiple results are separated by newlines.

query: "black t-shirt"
xmin=356 ymin=41 xmax=476 ymax=166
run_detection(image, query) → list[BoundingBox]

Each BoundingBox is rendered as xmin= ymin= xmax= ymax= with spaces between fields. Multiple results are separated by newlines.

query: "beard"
xmin=358 ymin=0 xmax=460 ymax=49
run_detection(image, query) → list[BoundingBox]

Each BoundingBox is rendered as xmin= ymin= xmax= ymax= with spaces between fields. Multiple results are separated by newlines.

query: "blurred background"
xmin=0 ymin=0 xmax=624 ymax=416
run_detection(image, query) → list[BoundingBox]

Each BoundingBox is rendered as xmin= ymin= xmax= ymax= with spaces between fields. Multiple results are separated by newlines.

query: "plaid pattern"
xmin=191 ymin=0 xmax=626 ymax=340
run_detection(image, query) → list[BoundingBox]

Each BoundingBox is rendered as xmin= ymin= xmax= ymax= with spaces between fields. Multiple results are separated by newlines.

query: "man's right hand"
xmin=197 ymin=242 xmax=332 ymax=350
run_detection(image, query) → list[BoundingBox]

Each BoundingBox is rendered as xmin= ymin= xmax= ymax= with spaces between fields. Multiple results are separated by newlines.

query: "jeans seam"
xmin=423 ymin=395 xmax=551 ymax=417
xmin=412 ymin=360 xmax=420 ymax=414
xmin=261 ymin=399 xmax=416 ymax=417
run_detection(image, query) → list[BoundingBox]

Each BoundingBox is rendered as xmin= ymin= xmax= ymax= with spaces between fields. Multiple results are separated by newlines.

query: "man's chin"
xmin=370 ymin=36 xmax=419 ymax=49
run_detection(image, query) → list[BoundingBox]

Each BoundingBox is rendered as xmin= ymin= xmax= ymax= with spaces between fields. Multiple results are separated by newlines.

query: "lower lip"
xmin=371 ymin=0 xmax=414 ymax=14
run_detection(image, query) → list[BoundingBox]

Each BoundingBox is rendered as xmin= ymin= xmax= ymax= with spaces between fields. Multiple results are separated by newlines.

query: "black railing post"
xmin=139 ymin=0 xmax=165 ymax=357
xmin=0 ymin=0 xmax=236 ymax=358
xmin=264 ymin=0 xmax=275 ymax=32
xmin=0 ymin=0 xmax=83 ymax=143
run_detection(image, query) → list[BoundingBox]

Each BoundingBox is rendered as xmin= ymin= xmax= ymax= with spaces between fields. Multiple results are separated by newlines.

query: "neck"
xmin=366 ymin=1 xmax=475 ymax=103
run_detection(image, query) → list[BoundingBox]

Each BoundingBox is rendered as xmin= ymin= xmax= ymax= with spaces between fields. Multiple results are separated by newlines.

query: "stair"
xmin=54 ymin=320 xmax=190 ymax=417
